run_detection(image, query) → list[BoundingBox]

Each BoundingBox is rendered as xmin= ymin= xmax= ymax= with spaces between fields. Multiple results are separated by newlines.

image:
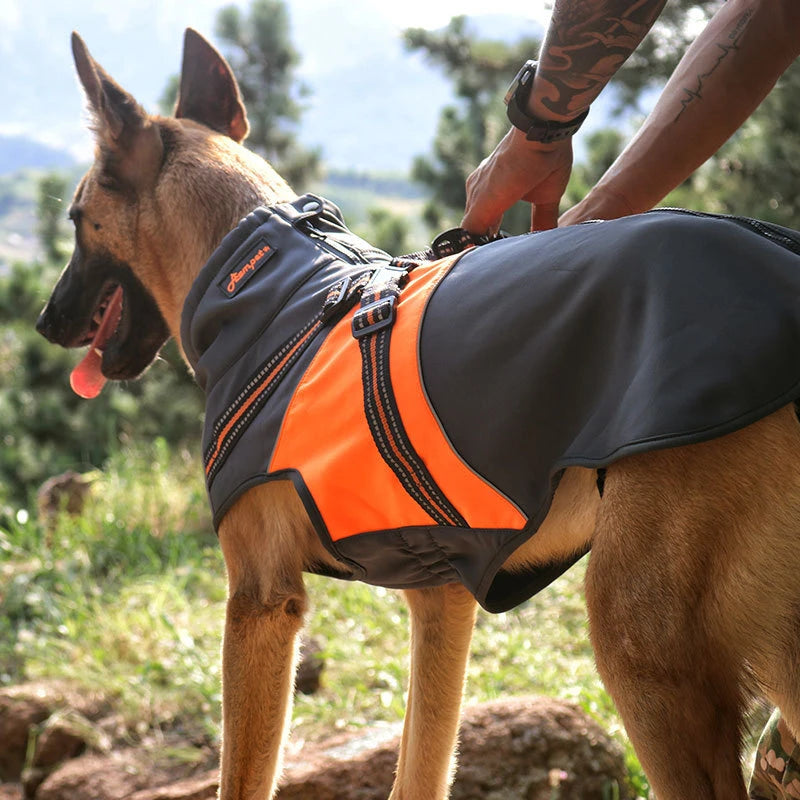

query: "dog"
xmin=36 ymin=29 xmax=800 ymax=800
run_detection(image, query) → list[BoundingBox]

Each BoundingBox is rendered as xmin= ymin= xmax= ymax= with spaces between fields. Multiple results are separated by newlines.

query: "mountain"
xmin=1 ymin=1 xmax=545 ymax=173
xmin=0 ymin=136 xmax=75 ymax=175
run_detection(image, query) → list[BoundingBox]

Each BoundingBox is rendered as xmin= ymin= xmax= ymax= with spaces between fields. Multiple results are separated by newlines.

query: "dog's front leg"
xmin=390 ymin=583 xmax=477 ymax=800
xmin=217 ymin=484 xmax=309 ymax=800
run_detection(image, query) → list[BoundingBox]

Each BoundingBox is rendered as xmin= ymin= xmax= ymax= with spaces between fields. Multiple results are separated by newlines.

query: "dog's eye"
xmin=93 ymin=222 xmax=102 ymax=231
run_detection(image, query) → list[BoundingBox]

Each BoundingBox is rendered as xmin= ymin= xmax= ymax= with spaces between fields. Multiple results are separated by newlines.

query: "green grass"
xmin=0 ymin=441 xmax=648 ymax=793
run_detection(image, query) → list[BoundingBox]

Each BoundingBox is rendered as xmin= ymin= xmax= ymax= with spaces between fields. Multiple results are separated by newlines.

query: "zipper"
xmin=302 ymin=221 xmax=390 ymax=264
xmin=654 ymin=208 xmax=800 ymax=256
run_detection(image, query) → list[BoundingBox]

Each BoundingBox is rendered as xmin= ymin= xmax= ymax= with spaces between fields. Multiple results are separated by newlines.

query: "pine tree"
xmin=215 ymin=0 xmax=320 ymax=189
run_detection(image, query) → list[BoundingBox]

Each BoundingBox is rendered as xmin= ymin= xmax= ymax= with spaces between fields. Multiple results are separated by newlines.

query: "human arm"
xmin=560 ymin=0 xmax=800 ymax=225
xmin=461 ymin=0 xmax=668 ymax=234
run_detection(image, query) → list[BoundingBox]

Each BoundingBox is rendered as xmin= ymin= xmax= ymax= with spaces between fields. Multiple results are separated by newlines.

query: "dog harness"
xmin=181 ymin=195 xmax=800 ymax=612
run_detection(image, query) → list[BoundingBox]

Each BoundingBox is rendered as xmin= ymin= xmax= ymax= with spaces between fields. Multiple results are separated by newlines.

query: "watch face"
xmin=504 ymin=61 xmax=536 ymax=107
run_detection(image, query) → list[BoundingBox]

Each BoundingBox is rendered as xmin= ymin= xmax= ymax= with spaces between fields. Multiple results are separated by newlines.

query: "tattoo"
xmin=539 ymin=0 xmax=668 ymax=117
xmin=674 ymin=8 xmax=754 ymax=122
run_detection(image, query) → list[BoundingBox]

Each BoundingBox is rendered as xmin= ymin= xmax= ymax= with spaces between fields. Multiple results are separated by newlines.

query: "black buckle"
xmin=364 ymin=264 xmax=408 ymax=290
xmin=320 ymin=276 xmax=352 ymax=323
xmin=352 ymin=295 xmax=397 ymax=338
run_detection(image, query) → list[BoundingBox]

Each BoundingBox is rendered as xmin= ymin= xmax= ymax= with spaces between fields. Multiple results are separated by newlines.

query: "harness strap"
xmin=396 ymin=226 xmax=504 ymax=263
xmin=352 ymin=257 xmax=469 ymax=528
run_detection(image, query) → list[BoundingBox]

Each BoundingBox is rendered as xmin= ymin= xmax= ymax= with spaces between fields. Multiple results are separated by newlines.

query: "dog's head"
xmin=36 ymin=30 xmax=293 ymax=398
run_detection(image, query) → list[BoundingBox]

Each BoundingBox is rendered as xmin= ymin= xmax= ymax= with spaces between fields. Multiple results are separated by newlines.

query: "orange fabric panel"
xmin=269 ymin=298 xmax=437 ymax=540
xmin=269 ymin=256 xmax=527 ymax=541
xmin=389 ymin=258 xmax=527 ymax=530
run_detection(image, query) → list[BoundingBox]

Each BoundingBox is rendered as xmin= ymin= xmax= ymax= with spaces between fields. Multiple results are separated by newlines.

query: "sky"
xmin=0 ymin=0 xmax=554 ymax=170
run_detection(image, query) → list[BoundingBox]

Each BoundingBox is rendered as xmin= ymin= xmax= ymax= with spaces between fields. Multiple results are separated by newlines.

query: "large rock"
xmin=294 ymin=636 xmax=325 ymax=696
xmin=0 ymin=691 xmax=51 ymax=781
xmin=451 ymin=697 xmax=629 ymax=799
xmin=34 ymin=752 xmax=169 ymax=800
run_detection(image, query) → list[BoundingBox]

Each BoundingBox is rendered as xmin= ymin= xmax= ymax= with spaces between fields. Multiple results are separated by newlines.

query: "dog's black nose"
xmin=36 ymin=306 xmax=55 ymax=341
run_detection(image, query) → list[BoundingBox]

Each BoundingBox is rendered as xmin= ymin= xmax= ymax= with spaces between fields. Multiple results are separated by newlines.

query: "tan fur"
xmin=52 ymin=31 xmax=800 ymax=800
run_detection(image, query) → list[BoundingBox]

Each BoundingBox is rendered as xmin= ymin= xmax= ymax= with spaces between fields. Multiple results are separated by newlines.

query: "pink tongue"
xmin=70 ymin=286 xmax=124 ymax=399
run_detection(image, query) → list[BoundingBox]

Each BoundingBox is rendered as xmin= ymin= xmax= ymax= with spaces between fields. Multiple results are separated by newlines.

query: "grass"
xmin=0 ymin=440 xmax=649 ymax=792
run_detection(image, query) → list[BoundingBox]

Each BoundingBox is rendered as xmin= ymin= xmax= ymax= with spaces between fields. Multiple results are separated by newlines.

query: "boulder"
xmin=450 ymin=697 xmax=629 ymax=799
xmin=36 ymin=471 xmax=94 ymax=523
xmin=34 ymin=752 xmax=182 ymax=800
xmin=294 ymin=636 xmax=325 ymax=695
xmin=0 ymin=692 xmax=51 ymax=781
xmin=0 ymin=683 xmax=107 ymax=782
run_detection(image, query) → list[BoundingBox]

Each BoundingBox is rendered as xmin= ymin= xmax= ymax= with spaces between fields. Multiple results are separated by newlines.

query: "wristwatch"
xmin=504 ymin=60 xmax=589 ymax=143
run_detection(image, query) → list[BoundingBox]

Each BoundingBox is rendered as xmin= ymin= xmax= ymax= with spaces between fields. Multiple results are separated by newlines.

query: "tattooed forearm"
xmin=674 ymin=8 xmax=754 ymax=121
xmin=536 ymin=0 xmax=668 ymax=118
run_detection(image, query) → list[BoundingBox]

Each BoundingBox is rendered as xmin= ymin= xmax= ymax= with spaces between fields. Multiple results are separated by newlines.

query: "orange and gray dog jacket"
xmin=181 ymin=195 xmax=800 ymax=612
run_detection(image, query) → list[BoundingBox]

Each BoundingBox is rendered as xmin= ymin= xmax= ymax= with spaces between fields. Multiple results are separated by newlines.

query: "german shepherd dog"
xmin=36 ymin=30 xmax=800 ymax=800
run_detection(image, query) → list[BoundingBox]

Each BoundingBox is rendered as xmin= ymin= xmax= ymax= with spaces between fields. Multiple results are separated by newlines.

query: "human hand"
xmin=461 ymin=127 xmax=573 ymax=235
xmin=559 ymin=185 xmax=638 ymax=227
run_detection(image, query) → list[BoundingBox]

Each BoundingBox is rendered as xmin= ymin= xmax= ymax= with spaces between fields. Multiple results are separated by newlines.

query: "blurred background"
xmin=1 ymin=1 xmax=796 ymax=796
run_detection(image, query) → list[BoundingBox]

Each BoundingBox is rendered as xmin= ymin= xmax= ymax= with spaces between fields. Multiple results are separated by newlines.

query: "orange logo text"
xmin=227 ymin=246 xmax=272 ymax=294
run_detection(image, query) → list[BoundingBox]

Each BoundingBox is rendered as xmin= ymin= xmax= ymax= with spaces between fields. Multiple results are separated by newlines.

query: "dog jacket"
xmin=181 ymin=195 xmax=800 ymax=612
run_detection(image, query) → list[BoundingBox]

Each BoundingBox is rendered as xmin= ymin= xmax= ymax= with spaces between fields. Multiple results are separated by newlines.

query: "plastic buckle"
xmin=320 ymin=276 xmax=352 ymax=323
xmin=364 ymin=264 xmax=408 ymax=290
xmin=351 ymin=295 xmax=397 ymax=338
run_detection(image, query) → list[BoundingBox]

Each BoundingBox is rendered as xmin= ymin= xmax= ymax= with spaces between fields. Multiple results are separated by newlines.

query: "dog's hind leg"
xmin=389 ymin=583 xmax=477 ymax=800
xmin=216 ymin=481 xmax=314 ymax=800
xmin=581 ymin=412 xmax=800 ymax=800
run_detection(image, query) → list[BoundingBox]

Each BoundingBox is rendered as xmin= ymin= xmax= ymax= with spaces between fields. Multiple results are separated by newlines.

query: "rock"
xmin=0 ymin=683 xmax=109 ymax=782
xmin=32 ymin=713 xmax=95 ymax=767
xmin=22 ymin=711 xmax=104 ymax=797
xmin=36 ymin=471 xmax=94 ymax=524
xmin=0 ymin=692 xmax=50 ymax=781
xmin=295 ymin=637 xmax=325 ymax=695
xmin=276 ymin=726 xmax=400 ymax=800
xmin=127 ymin=772 xmax=218 ymax=800
xmin=35 ymin=752 xmax=174 ymax=800
xmin=450 ymin=697 xmax=629 ymax=799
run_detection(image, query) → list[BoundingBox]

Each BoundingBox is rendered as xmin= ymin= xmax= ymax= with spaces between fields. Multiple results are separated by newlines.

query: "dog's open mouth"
xmin=70 ymin=284 xmax=124 ymax=399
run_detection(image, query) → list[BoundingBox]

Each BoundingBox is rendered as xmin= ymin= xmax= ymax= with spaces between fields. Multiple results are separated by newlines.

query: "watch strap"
xmin=505 ymin=61 xmax=589 ymax=143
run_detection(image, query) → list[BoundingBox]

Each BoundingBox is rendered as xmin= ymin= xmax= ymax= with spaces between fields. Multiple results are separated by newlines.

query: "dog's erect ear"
xmin=175 ymin=28 xmax=249 ymax=143
xmin=71 ymin=32 xmax=163 ymax=190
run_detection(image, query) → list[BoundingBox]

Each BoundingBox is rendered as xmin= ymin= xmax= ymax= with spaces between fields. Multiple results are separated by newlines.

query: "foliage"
xmin=563 ymin=128 xmax=626 ymax=210
xmin=671 ymin=59 xmax=800 ymax=228
xmin=404 ymin=17 xmax=540 ymax=234
xmin=35 ymin=172 xmax=69 ymax=262
xmin=214 ymin=0 xmax=320 ymax=190
xmin=0 ymin=441 xmax=220 ymax=728
xmin=356 ymin=207 xmax=411 ymax=256
xmin=610 ymin=0 xmax=720 ymax=110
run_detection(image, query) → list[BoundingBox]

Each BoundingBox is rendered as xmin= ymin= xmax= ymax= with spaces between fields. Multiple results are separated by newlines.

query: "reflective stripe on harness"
xmin=353 ymin=270 xmax=468 ymax=528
